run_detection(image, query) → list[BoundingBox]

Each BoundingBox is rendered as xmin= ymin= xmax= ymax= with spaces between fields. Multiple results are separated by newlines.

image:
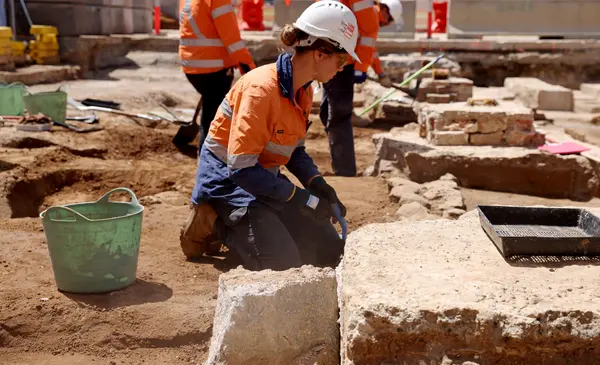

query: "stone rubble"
xmin=387 ymin=173 xmax=466 ymax=221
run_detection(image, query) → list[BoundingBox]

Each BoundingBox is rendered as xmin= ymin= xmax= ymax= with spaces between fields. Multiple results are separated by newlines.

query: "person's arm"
xmin=212 ymin=0 xmax=256 ymax=70
xmin=226 ymin=84 xmax=295 ymax=201
xmin=348 ymin=0 xmax=379 ymax=73
xmin=285 ymin=143 xmax=321 ymax=188
xmin=371 ymin=50 xmax=384 ymax=76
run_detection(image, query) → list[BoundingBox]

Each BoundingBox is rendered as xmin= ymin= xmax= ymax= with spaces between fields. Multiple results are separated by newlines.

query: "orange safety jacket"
xmin=179 ymin=0 xmax=257 ymax=74
xmin=371 ymin=50 xmax=384 ymax=75
xmin=192 ymin=53 xmax=321 ymax=207
xmin=316 ymin=0 xmax=379 ymax=73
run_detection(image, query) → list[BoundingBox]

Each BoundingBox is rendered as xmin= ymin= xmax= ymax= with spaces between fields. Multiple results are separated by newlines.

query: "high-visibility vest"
xmin=316 ymin=0 xmax=379 ymax=73
xmin=179 ymin=0 xmax=256 ymax=74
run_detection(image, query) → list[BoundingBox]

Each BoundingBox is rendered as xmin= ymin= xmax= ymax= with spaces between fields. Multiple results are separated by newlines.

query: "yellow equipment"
xmin=0 ymin=27 xmax=13 ymax=57
xmin=29 ymin=25 xmax=60 ymax=65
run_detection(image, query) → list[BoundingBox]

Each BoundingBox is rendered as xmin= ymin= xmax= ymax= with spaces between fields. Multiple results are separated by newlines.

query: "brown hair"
xmin=279 ymin=24 xmax=343 ymax=55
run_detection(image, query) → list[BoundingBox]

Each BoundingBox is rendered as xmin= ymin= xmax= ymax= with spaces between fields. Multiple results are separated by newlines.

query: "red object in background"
xmin=238 ymin=0 xmax=265 ymax=31
xmin=154 ymin=5 xmax=161 ymax=35
xmin=431 ymin=1 xmax=447 ymax=33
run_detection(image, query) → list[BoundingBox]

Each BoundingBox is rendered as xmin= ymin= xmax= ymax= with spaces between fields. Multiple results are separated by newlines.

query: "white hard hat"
xmin=380 ymin=0 xmax=403 ymax=24
xmin=293 ymin=0 xmax=360 ymax=62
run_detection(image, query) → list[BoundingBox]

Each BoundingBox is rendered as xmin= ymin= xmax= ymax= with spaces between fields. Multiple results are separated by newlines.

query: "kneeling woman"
xmin=188 ymin=1 xmax=361 ymax=271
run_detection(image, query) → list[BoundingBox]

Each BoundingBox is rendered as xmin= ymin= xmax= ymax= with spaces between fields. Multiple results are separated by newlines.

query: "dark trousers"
xmin=319 ymin=64 xmax=357 ymax=177
xmin=185 ymin=68 xmax=234 ymax=148
xmin=211 ymin=199 xmax=345 ymax=271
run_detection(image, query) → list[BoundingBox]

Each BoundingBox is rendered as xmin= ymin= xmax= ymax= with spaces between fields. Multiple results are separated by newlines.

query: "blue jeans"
xmin=320 ymin=64 xmax=357 ymax=177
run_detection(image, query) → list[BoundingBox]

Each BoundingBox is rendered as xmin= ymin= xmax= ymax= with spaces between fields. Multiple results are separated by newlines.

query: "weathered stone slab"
xmin=205 ymin=266 xmax=339 ymax=365
xmin=504 ymin=77 xmax=574 ymax=111
xmin=369 ymin=130 xmax=598 ymax=200
xmin=430 ymin=131 xmax=469 ymax=146
xmin=580 ymin=83 xmax=600 ymax=98
xmin=469 ymin=131 xmax=504 ymax=145
xmin=339 ymin=212 xmax=600 ymax=365
xmin=0 ymin=65 xmax=79 ymax=85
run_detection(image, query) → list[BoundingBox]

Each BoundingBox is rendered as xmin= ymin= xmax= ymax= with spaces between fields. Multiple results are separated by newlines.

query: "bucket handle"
xmin=42 ymin=206 xmax=89 ymax=223
xmin=97 ymin=187 xmax=140 ymax=206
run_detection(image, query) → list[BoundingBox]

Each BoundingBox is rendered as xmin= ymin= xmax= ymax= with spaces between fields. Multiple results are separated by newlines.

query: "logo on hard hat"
xmin=339 ymin=20 xmax=355 ymax=40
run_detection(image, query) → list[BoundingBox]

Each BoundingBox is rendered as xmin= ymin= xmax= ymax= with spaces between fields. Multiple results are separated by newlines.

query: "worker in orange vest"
xmin=180 ymin=1 xmax=359 ymax=270
xmin=175 ymin=0 xmax=257 ymax=149
xmin=317 ymin=0 xmax=379 ymax=177
xmin=371 ymin=0 xmax=404 ymax=88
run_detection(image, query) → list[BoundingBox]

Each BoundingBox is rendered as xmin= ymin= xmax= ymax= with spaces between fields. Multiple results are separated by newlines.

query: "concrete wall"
xmin=448 ymin=0 xmax=600 ymax=38
xmin=22 ymin=0 xmax=153 ymax=36
xmin=273 ymin=0 xmax=416 ymax=39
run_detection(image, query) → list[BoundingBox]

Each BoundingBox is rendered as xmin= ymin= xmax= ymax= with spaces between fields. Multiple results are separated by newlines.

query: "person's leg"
xmin=195 ymin=68 xmax=234 ymax=148
xmin=320 ymin=64 xmax=357 ymax=177
xmin=179 ymin=69 xmax=234 ymax=148
xmin=211 ymin=199 xmax=303 ymax=271
xmin=279 ymin=202 xmax=345 ymax=268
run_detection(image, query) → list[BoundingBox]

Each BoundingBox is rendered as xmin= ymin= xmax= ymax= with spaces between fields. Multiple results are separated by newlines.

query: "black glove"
xmin=288 ymin=187 xmax=331 ymax=220
xmin=239 ymin=63 xmax=252 ymax=75
xmin=308 ymin=176 xmax=347 ymax=222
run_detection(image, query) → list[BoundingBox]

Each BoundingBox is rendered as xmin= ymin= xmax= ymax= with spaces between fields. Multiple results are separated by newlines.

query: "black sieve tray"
xmin=477 ymin=205 xmax=600 ymax=257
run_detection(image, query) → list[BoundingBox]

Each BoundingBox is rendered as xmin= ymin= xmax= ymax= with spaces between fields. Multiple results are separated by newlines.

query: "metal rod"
xmin=9 ymin=0 xmax=16 ymax=40
xmin=359 ymin=53 xmax=446 ymax=117
xmin=18 ymin=0 xmax=32 ymax=28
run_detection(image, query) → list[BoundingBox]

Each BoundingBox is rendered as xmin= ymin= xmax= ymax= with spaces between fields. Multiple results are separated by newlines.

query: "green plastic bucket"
xmin=39 ymin=188 xmax=145 ymax=294
xmin=22 ymin=86 xmax=67 ymax=123
xmin=0 ymin=82 xmax=26 ymax=116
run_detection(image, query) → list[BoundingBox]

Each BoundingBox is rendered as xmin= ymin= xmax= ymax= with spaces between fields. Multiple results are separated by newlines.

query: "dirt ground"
xmin=0 ymin=58 xmax=397 ymax=365
xmin=2 ymin=54 xmax=600 ymax=365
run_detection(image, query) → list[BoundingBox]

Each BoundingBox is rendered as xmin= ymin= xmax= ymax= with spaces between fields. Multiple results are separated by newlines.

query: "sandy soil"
xmin=2 ymin=55 xmax=600 ymax=365
xmin=0 ymin=60 xmax=396 ymax=365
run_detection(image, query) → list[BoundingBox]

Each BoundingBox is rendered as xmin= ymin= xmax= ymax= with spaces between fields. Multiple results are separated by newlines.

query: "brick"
xmin=504 ymin=77 xmax=574 ymax=111
xmin=505 ymin=129 xmax=546 ymax=147
xmin=469 ymin=131 xmax=504 ymax=146
xmin=431 ymin=131 xmax=469 ymax=146
xmin=426 ymin=93 xmax=451 ymax=103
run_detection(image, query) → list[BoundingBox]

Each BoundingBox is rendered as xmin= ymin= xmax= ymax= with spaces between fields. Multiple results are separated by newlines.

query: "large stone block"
xmin=406 ymin=148 xmax=597 ymax=201
xmin=339 ymin=212 xmax=600 ymax=365
xmin=581 ymin=83 xmax=600 ymax=98
xmin=205 ymin=266 xmax=339 ymax=365
xmin=368 ymin=130 xmax=598 ymax=201
xmin=504 ymin=77 xmax=574 ymax=111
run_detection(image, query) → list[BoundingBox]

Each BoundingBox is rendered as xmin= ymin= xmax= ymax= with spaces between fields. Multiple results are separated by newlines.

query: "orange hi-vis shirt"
xmin=192 ymin=53 xmax=322 ymax=207
xmin=371 ymin=50 xmax=384 ymax=75
xmin=316 ymin=0 xmax=379 ymax=73
xmin=179 ymin=0 xmax=256 ymax=74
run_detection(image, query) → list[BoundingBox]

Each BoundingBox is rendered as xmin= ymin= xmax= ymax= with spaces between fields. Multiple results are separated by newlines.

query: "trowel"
xmin=332 ymin=203 xmax=348 ymax=240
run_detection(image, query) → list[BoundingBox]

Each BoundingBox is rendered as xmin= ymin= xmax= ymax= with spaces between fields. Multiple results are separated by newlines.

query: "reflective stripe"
xmin=205 ymin=135 xmax=228 ymax=163
xmin=179 ymin=0 xmax=191 ymax=24
xmin=220 ymin=99 xmax=233 ymax=119
xmin=212 ymin=4 xmax=233 ymax=19
xmin=265 ymin=141 xmax=296 ymax=158
xmin=182 ymin=59 xmax=225 ymax=68
xmin=296 ymin=138 xmax=305 ymax=148
xmin=180 ymin=38 xmax=224 ymax=47
xmin=359 ymin=37 xmax=376 ymax=47
xmin=227 ymin=40 xmax=246 ymax=54
xmin=352 ymin=0 xmax=373 ymax=12
xmin=373 ymin=52 xmax=380 ymax=58
xmin=228 ymin=154 xmax=259 ymax=169
xmin=265 ymin=166 xmax=280 ymax=176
